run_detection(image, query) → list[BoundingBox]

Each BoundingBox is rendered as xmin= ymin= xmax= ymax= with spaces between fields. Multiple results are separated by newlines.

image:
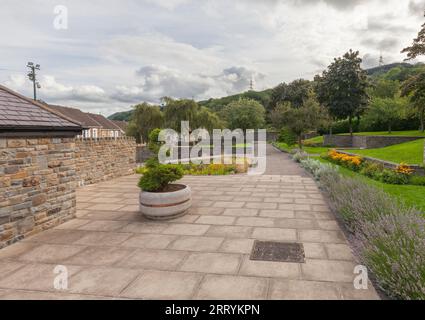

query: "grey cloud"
xmin=409 ymin=0 xmax=425 ymax=16
xmin=220 ymin=67 xmax=265 ymax=92
xmin=361 ymin=37 xmax=400 ymax=51
xmin=289 ymin=0 xmax=368 ymax=10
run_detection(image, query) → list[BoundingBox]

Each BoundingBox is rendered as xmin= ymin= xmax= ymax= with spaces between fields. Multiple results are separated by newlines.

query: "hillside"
xmin=108 ymin=89 xmax=272 ymax=121
xmin=107 ymin=63 xmax=424 ymax=121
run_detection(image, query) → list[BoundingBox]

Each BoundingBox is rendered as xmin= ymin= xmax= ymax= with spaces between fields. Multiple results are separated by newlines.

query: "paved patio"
xmin=0 ymin=146 xmax=379 ymax=300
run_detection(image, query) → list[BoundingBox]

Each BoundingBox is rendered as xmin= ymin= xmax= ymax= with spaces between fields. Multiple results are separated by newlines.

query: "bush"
xmin=359 ymin=162 xmax=384 ymax=179
xmin=278 ymin=128 xmax=297 ymax=146
xmin=138 ymin=162 xmax=183 ymax=192
xmin=292 ymin=151 xmax=308 ymax=163
xmin=300 ymin=158 xmax=339 ymax=182
xmin=379 ymin=169 xmax=410 ymax=185
xmin=359 ymin=213 xmax=425 ymax=300
xmin=410 ymin=175 xmax=425 ymax=186
xmin=301 ymin=158 xmax=425 ymax=299
xmin=322 ymin=177 xmax=411 ymax=232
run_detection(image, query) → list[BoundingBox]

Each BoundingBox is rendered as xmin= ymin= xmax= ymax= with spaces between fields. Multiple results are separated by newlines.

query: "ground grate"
xmin=250 ymin=240 xmax=305 ymax=263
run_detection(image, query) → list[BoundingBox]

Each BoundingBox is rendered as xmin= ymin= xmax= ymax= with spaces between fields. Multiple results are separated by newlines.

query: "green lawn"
xmin=340 ymin=130 xmax=425 ymax=137
xmin=348 ymin=139 xmax=424 ymax=165
xmin=274 ymin=142 xmax=330 ymax=155
xmin=315 ymin=157 xmax=425 ymax=212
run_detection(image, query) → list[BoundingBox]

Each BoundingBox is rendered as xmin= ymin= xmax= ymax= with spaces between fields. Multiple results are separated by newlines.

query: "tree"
xmin=401 ymin=72 xmax=425 ymax=132
xmin=128 ymin=103 xmax=164 ymax=143
xmin=193 ymin=107 xmax=224 ymax=132
xmin=221 ymin=98 xmax=266 ymax=131
xmin=271 ymin=92 xmax=328 ymax=149
xmin=402 ymin=12 xmax=425 ymax=60
xmin=366 ymin=97 xmax=407 ymax=134
xmin=269 ymin=79 xmax=312 ymax=112
xmin=365 ymin=79 xmax=407 ymax=134
xmin=163 ymin=98 xmax=199 ymax=131
xmin=315 ymin=50 xmax=369 ymax=136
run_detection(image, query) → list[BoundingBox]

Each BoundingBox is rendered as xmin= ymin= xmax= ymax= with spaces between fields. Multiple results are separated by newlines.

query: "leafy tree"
xmin=128 ymin=103 xmax=164 ymax=143
xmin=269 ymin=79 xmax=312 ymax=112
xmin=193 ymin=107 xmax=224 ymax=132
xmin=364 ymin=79 xmax=407 ymax=134
xmin=221 ymin=98 xmax=266 ymax=131
xmin=271 ymin=92 xmax=328 ymax=149
xmin=402 ymin=11 xmax=425 ymax=60
xmin=315 ymin=50 xmax=369 ymax=136
xmin=366 ymin=97 xmax=407 ymax=134
xmin=401 ymin=72 xmax=425 ymax=132
xmin=163 ymin=98 xmax=199 ymax=131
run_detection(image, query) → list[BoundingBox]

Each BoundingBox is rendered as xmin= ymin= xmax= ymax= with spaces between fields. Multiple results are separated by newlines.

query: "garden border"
xmin=335 ymin=150 xmax=425 ymax=176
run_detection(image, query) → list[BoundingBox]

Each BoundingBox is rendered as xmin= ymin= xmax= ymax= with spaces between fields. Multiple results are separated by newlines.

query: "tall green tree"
xmin=269 ymin=79 xmax=312 ymax=112
xmin=193 ymin=107 xmax=224 ymax=132
xmin=365 ymin=79 xmax=407 ymax=134
xmin=271 ymin=92 xmax=328 ymax=149
xmin=401 ymin=72 xmax=425 ymax=132
xmin=221 ymin=98 xmax=266 ymax=131
xmin=315 ymin=50 xmax=369 ymax=136
xmin=128 ymin=103 xmax=164 ymax=143
xmin=402 ymin=11 xmax=425 ymax=60
xmin=162 ymin=98 xmax=199 ymax=131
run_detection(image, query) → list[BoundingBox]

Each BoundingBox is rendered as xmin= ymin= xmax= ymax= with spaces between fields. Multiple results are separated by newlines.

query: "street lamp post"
xmin=27 ymin=62 xmax=41 ymax=100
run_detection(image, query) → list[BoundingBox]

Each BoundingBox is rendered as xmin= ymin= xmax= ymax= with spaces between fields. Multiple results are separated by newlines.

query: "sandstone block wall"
xmin=0 ymin=137 xmax=77 ymax=248
xmin=75 ymin=137 xmax=136 ymax=186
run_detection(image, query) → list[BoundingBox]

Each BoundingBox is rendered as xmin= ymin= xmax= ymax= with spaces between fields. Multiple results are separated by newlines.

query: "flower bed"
xmin=299 ymin=158 xmax=425 ymax=300
xmin=324 ymin=150 xmax=425 ymax=186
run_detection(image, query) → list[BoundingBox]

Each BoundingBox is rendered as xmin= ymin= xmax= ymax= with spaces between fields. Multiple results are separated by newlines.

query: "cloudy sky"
xmin=1 ymin=0 xmax=424 ymax=116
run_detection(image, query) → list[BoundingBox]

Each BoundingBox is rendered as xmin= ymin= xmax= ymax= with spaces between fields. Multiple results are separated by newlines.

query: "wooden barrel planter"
xmin=139 ymin=184 xmax=192 ymax=220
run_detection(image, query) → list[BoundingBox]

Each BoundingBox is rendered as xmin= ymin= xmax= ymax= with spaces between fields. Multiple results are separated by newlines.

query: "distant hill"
xmin=367 ymin=62 xmax=424 ymax=81
xmin=108 ymin=109 xmax=134 ymax=121
xmin=107 ymin=89 xmax=273 ymax=121
xmin=107 ymin=63 xmax=424 ymax=121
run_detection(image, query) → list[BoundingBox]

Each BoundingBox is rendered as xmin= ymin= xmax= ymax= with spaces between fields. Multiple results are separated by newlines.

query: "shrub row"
xmin=299 ymin=158 xmax=425 ymax=300
xmin=324 ymin=150 xmax=425 ymax=186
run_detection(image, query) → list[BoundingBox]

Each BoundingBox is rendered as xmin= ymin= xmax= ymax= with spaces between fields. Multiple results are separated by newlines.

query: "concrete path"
xmin=0 ymin=146 xmax=379 ymax=300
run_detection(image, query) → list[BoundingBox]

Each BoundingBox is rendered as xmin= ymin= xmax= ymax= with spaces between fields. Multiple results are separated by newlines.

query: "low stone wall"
xmin=75 ymin=137 xmax=136 ymax=186
xmin=324 ymin=135 xmax=422 ymax=149
xmin=0 ymin=137 xmax=77 ymax=248
xmin=336 ymin=150 xmax=425 ymax=176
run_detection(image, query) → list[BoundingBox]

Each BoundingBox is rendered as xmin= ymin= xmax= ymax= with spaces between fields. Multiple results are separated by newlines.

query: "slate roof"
xmin=48 ymin=104 xmax=102 ymax=129
xmin=87 ymin=113 xmax=121 ymax=130
xmin=111 ymin=120 xmax=128 ymax=132
xmin=0 ymin=85 xmax=81 ymax=131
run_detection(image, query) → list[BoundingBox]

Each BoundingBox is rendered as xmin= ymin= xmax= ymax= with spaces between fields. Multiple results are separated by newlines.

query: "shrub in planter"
xmin=359 ymin=213 xmax=425 ymax=300
xmin=138 ymin=161 xmax=184 ymax=192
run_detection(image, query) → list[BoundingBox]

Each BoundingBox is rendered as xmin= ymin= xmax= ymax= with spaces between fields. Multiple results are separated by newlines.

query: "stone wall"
xmin=324 ymin=135 xmax=422 ymax=149
xmin=75 ymin=137 xmax=136 ymax=186
xmin=0 ymin=137 xmax=77 ymax=248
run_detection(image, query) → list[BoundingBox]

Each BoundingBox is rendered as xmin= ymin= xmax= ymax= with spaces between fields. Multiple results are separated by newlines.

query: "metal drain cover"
xmin=250 ymin=241 xmax=305 ymax=263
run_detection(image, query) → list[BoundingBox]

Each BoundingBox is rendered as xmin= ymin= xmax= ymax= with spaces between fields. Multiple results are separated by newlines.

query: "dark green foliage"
xmin=315 ymin=50 xmax=369 ymax=135
xmin=221 ymin=98 xmax=266 ymax=131
xmin=269 ymin=79 xmax=311 ymax=112
xmin=198 ymin=89 xmax=272 ymax=113
xmin=127 ymin=103 xmax=164 ymax=143
xmin=278 ymin=128 xmax=297 ymax=146
xmin=409 ymin=175 xmax=425 ymax=186
xmin=138 ymin=163 xmax=184 ymax=192
xmin=360 ymin=162 xmax=385 ymax=179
